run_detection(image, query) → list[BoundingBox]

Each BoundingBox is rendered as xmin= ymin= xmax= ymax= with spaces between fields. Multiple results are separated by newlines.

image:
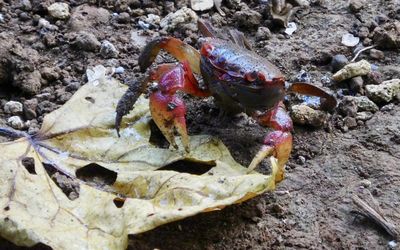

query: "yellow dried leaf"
xmin=0 ymin=66 xmax=279 ymax=250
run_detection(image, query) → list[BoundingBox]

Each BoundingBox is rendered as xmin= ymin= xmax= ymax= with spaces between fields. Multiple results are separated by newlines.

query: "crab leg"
xmin=139 ymin=37 xmax=201 ymax=75
xmin=149 ymin=61 xmax=210 ymax=152
xmin=250 ymin=101 xmax=293 ymax=183
xmin=287 ymin=82 xmax=337 ymax=111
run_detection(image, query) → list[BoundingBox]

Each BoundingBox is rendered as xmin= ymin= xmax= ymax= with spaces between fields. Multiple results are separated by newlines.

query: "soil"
xmin=1 ymin=0 xmax=400 ymax=249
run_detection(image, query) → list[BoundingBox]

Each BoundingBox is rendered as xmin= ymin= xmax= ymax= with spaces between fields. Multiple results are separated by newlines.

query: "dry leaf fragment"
xmin=0 ymin=66 xmax=279 ymax=249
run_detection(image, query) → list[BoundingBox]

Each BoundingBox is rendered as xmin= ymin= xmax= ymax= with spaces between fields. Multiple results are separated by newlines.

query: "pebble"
xmin=369 ymin=49 xmax=385 ymax=60
xmin=365 ymin=79 xmax=400 ymax=103
xmin=356 ymin=111 xmax=373 ymax=121
xmin=341 ymin=33 xmax=360 ymax=47
xmin=191 ymin=0 xmax=214 ymax=11
xmin=114 ymin=66 xmax=125 ymax=74
xmin=389 ymin=241 xmax=397 ymax=250
xmin=160 ymin=7 xmax=198 ymax=32
xmin=332 ymin=60 xmax=371 ymax=82
xmin=349 ymin=0 xmax=366 ymax=12
xmin=372 ymin=21 xmax=400 ymax=50
xmin=365 ymin=71 xmax=383 ymax=85
xmin=338 ymin=96 xmax=358 ymax=117
xmin=4 ymin=101 xmax=23 ymax=114
xmin=349 ymin=76 xmax=364 ymax=93
xmin=331 ymin=54 xmax=348 ymax=73
xmin=40 ymin=67 xmax=60 ymax=81
xmin=117 ymin=12 xmax=130 ymax=24
xmin=38 ymin=18 xmax=58 ymax=31
xmin=359 ymin=179 xmax=371 ymax=188
xmin=72 ymin=31 xmax=101 ymax=52
xmin=100 ymin=40 xmax=119 ymax=58
xmin=233 ymin=7 xmax=262 ymax=28
xmin=145 ymin=14 xmax=161 ymax=26
xmin=47 ymin=2 xmax=70 ymax=20
xmin=23 ymin=99 xmax=38 ymax=120
xmin=290 ymin=104 xmax=327 ymax=127
xmin=353 ymin=96 xmax=379 ymax=112
xmin=343 ymin=116 xmax=357 ymax=129
xmin=256 ymin=26 xmax=272 ymax=41
xmin=20 ymin=0 xmax=32 ymax=11
xmin=7 ymin=116 xmax=25 ymax=130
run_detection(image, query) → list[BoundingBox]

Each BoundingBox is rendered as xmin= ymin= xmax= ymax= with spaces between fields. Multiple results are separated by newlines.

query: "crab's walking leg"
xmin=139 ymin=37 xmax=201 ymax=75
xmin=250 ymin=101 xmax=293 ymax=183
xmin=287 ymin=82 xmax=337 ymax=111
xmin=149 ymin=61 xmax=210 ymax=152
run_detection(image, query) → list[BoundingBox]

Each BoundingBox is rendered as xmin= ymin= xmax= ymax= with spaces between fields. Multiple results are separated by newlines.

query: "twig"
xmin=352 ymin=194 xmax=399 ymax=239
xmin=350 ymin=45 xmax=376 ymax=62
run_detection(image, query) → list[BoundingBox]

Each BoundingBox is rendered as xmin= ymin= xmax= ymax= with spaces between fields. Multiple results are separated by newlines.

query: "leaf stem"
xmin=0 ymin=127 xmax=28 ymax=139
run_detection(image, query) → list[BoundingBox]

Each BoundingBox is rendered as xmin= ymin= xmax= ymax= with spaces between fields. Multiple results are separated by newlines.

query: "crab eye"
xmin=245 ymin=71 xmax=258 ymax=82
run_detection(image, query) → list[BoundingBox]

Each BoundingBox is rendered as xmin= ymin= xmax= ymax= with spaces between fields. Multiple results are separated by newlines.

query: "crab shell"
xmin=199 ymin=38 xmax=286 ymax=115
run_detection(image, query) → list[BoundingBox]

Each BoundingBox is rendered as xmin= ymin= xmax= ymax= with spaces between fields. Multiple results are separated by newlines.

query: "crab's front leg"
xmin=250 ymin=101 xmax=293 ymax=183
xmin=149 ymin=61 xmax=210 ymax=152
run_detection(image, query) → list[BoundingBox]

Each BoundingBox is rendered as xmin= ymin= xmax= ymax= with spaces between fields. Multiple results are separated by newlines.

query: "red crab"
xmin=116 ymin=20 xmax=336 ymax=183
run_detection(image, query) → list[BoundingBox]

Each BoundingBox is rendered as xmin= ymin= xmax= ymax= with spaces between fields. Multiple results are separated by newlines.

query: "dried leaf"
xmin=0 ymin=66 xmax=279 ymax=249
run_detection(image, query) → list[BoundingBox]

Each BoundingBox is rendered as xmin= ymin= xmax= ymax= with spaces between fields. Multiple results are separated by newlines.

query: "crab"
xmin=115 ymin=20 xmax=336 ymax=183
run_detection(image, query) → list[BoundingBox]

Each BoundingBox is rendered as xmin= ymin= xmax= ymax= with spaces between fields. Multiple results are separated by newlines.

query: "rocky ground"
xmin=0 ymin=0 xmax=400 ymax=249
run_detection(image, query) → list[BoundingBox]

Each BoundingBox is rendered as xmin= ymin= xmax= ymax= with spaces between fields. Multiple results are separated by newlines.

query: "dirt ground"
xmin=0 ymin=0 xmax=400 ymax=249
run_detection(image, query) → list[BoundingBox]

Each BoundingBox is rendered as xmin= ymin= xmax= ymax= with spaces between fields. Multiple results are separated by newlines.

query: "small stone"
xmin=365 ymin=71 xmax=383 ymax=85
xmin=284 ymin=22 xmax=297 ymax=36
xmin=40 ymin=67 xmax=60 ymax=81
xmin=191 ymin=0 xmax=214 ymax=11
xmin=372 ymin=21 xmax=400 ymax=50
xmin=359 ymin=179 xmax=371 ymax=188
xmin=20 ymin=0 xmax=32 ymax=11
xmin=338 ymin=96 xmax=358 ymax=117
xmin=160 ymin=7 xmax=198 ymax=32
xmin=290 ymin=104 xmax=327 ymax=127
xmin=117 ymin=12 xmax=130 ymax=24
xmin=17 ymin=70 xmax=42 ymax=95
xmin=331 ymin=54 xmax=348 ymax=73
xmin=100 ymin=40 xmax=119 ymax=58
xmin=341 ymin=33 xmax=360 ymax=47
xmin=24 ymin=99 xmax=38 ymax=119
xmin=38 ymin=18 xmax=58 ymax=31
xmin=333 ymin=60 xmax=371 ymax=82
xmin=114 ymin=66 xmax=125 ymax=74
xmin=356 ymin=111 xmax=373 ymax=121
xmin=381 ymin=103 xmax=395 ymax=112
xmin=365 ymin=79 xmax=400 ymax=103
xmin=369 ymin=49 xmax=385 ymax=60
xmin=65 ymin=81 xmax=81 ymax=92
xmin=145 ymin=14 xmax=161 ymax=26
xmin=354 ymin=96 xmax=379 ymax=112
xmin=256 ymin=26 xmax=272 ymax=41
xmin=233 ymin=7 xmax=262 ymax=29
xmin=343 ymin=116 xmax=357 ymax=129
xmin=47 ymin=2 xmax=70 ymax=20
xmin=19 ymin=12 xmax=30 ymax=21
xmin=388 ymin=240 xmax=397 ymax=250
xmin=4 ymin=101 xmax=23 ymax=114
xmin=349 ymin=76 xmax=364 ymax=93
xmin=7 ymin=116 xmax=25 ymax=130
xmin=349 ymin=0 xmax=366 ymax=12
xmin=72 ymin=31 xmax=101 ymax=52
xmin=298 ymin=156 xmax=306 ymax=165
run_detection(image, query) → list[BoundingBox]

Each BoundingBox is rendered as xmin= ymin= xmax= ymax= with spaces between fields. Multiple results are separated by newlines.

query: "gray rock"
xmin=48 ymin=2 xmax=70 ymax=20
xmin=349 ymin=0 xmax=366 ymax=12
xmin=344 ymin=116 xmax=357 ymax=129
xmin=24 ymin=99 xmax=38 ymax=120
xmin=366 ymin=79 xmax=400 ymax=103
xmin=160 ymin=7 xmax=198 ymax=32
xmin=4 ymin=101 xmax=23 ymax=114
xmin=40 ymin=67 xmax=60 ymax=81
xmin=354 ymin=96 xmax=379 ymax=112
xmin=117 ymin=12 xmax=130 ymax=24
xmin=20 ymin=0 xmax=32 ymax=11
xmin=233 ymin=7 xmax=261 ymax=29
xmin=100 ymin=40 xmax=119 ymax=58
xmin=349 ymin=76 xmax=364 ymax=93
xmin=331 ymin=54 xmax=348 ymax=73
xmin=38 ymin=18 xmax=58 ymax=31
xmin=356 ymin=111 xmax=373 ymax=121
xmin=338 ymin=96 xmax=358 ymax=117
xmin=290 ymin=104 xmax=327 ymax=127
xmin=373 ymin=21 xmax=400 ymax=50
xmin=7 ymin=116 xmax=25 ymax=130
xmin=256 ymin=26 xmax=272 ymax=41
xmin=72 ymin=31 xmax=101 ymax=52
xmin=369 ymin=49 xmax=385 ymax=60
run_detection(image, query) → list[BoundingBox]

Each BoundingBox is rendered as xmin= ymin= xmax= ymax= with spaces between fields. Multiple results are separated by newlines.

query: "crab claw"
xmin=248 ymin=131 xmax=293 ymax=183
xmin=150 ymin=91 xmax=189 ymax=152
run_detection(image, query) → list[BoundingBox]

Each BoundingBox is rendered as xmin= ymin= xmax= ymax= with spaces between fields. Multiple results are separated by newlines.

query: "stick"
xmin=352 ymin=194 xmax=399 ymax=239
